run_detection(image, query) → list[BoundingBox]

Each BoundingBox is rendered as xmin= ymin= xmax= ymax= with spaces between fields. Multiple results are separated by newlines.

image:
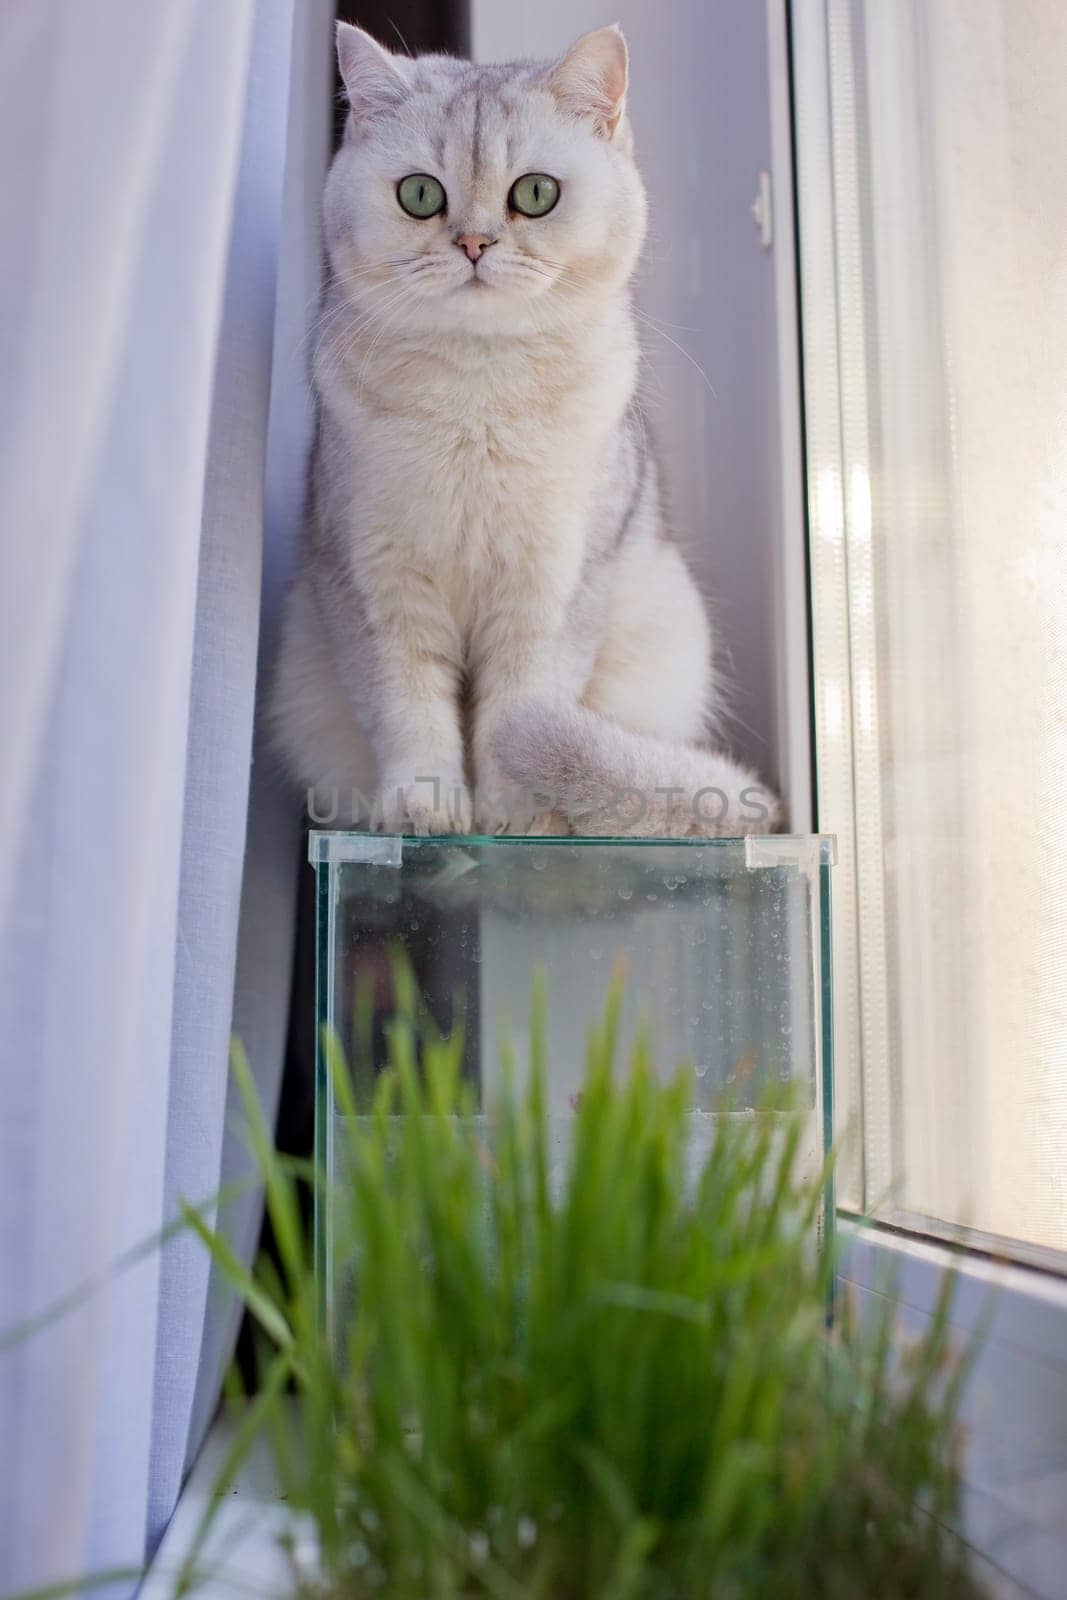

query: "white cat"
xmin=271 ymin=22 xmax=780 ymax=837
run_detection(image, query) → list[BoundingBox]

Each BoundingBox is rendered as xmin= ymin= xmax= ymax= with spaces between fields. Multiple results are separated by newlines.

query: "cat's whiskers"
xmin=530 ymin=255 xmax=593 ymax=286
xmin=539 ymin=255 xmax=705 ymax=341
xmin=317 ymin=281 xmax=418 ymax=378
xmin=397 ymin=259 xmax=455 ymax=286
xmin=312 ymin=281 xmax=409 ymax=374
xmin=322 ymin=273 xmax=426 ymax=381
xmin=497 ymin=258 xmax=577 ymax=299
xmin=395 ymin=253 xmax=712 ymax=411
xmin=513 ymin=255 xmax=723 ymax=400
xmin=353 ymin=283 xmax=423 ymax=401
xmin=313 ymin=256 xmax=441 ymax=353
xmin=306 ymin=256 xmax=420 ymax=323
xmin=306 ymin=262 xmax=423 ymax=365
xmin=631 ymin=310 xmax=719 ymax=400
xmin=631 ymin=307 xmax=701 ymax=334
xmin=342 ymin=283 xmax=418 ymax=359
xmin=319 ymin=257 xmax=470 ymax=376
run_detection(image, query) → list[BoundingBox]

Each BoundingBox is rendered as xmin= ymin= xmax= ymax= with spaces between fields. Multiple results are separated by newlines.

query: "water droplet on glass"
xmin=517 ymin=1516 xmax=538 ymax=1549
xmin=617 ymin=886 xmax=633 ymax=901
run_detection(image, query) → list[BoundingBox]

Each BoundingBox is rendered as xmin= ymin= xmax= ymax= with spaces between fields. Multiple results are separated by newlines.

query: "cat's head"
xmin=324 ymin=24 xmax=647 ymax=338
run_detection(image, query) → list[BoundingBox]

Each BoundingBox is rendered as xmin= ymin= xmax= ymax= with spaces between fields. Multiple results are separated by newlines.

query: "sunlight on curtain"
xmin=799 ymin=0 xmax=1067 ymax=1259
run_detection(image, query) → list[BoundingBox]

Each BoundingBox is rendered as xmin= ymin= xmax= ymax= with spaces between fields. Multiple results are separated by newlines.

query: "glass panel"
xmin=311 ymin=833 xmax=834 ymax=1332
xmin=795 ymin=0 xmax=1067 ymax=1263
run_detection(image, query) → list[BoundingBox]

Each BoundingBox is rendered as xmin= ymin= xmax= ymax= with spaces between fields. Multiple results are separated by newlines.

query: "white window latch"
xmin=751 ymin=170 xmax=773 ymax=249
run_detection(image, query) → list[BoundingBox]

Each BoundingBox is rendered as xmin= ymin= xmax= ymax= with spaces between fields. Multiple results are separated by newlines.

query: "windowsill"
xmin=141 ymin=1414 xmax=299 ymax=1600
xmin=839 ymin=1218 xmax=1067 ymax=1600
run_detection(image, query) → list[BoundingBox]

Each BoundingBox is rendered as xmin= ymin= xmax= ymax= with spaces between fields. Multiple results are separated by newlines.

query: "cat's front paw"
xmin=377 ymin=773 xmax=472 ymax=836
xmin=471 ymin=761 xmax=562 ymax=836
xmin=473 ymin=795 xmax=564 ymax=837
xmin=473 ymin=786 xmax=523 ymax=836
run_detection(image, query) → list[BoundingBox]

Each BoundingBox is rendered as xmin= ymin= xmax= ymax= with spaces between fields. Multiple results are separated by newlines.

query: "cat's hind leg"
xmin=497 ymin=540 xmax=780 ymax=836
xmin=582 ymin=536 xmax=714 ymax=744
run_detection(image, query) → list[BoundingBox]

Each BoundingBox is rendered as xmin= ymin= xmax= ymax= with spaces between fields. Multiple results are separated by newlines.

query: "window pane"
xmin=796 ymin=0 xmax=1067 ymax=1261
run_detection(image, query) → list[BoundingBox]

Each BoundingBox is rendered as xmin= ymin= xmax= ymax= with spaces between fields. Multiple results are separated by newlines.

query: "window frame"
xmin=787 ymin=2 xmax=1067 ymax=1593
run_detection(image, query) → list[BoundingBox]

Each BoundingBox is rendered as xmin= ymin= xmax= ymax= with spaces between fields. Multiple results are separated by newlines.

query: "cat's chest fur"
xmin=319 ymin=316 xmax=635 ymax=602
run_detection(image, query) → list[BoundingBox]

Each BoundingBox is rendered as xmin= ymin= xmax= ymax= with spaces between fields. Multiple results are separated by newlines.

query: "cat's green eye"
xmin=397 ymin=174 xmax=447 ymax=218
xmin=509 ymin=173 xmax=560 ymax=218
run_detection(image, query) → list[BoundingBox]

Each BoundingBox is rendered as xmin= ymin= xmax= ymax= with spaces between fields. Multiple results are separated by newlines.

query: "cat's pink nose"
xmin=455 ymin=233 xmax=495 ymax=263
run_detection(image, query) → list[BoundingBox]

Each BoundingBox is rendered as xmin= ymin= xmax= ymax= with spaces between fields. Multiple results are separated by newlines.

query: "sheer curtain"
xmin=0 ymin=1 xmax=331 ymax=1589
xmin=796 ymin=0 xmax=1067 ymax=1258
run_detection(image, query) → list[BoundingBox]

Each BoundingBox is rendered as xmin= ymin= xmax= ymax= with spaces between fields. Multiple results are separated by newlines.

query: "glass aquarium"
xmin=311 ymin=832 xmax=835 ymax=1333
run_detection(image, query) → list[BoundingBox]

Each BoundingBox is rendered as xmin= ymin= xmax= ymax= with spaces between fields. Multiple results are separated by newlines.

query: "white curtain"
xmin=0 ymin=1 xmax=331 ymax=1589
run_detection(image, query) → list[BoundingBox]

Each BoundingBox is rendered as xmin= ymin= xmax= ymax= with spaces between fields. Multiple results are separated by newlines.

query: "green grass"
xmin=192 ymin=976 xmax=986 ymax=1600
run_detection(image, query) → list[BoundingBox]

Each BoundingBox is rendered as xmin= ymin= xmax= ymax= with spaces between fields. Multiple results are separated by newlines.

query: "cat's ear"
xmin=336 ymin=22 xmax=409 ymax=121
xmin=545 ymin=25 xmax=629 ymax=140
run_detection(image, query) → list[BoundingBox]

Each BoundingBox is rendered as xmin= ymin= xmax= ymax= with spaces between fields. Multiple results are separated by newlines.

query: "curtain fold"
xmin=0 ymin=1 xmax=329 ymax=1588
xmin=146 ymin=0 xmax=298 ymax=1551
xmin=185 ymin=0 xmax=336 ymax=1475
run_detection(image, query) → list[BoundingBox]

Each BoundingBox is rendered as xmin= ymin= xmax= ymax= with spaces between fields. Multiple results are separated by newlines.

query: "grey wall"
xmin=472 ymin=1 xmax=787 ymax=793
